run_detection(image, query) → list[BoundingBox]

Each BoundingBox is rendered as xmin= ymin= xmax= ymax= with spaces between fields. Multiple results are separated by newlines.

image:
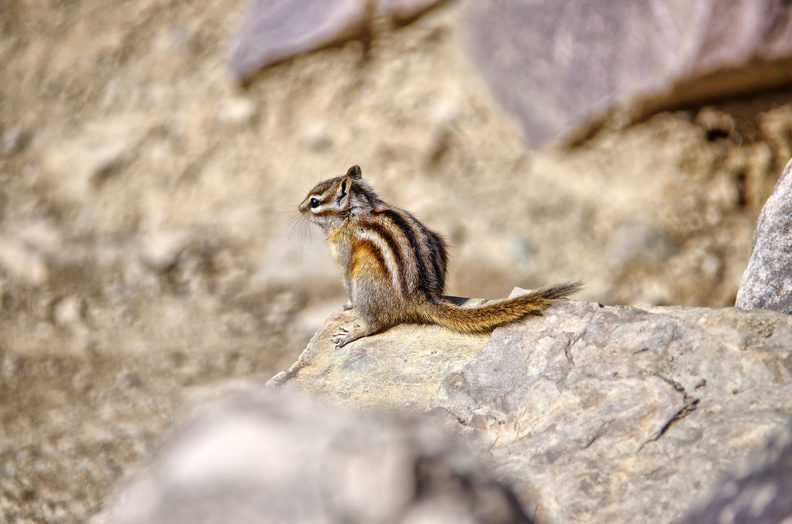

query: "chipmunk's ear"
xmin=346 ymin=165 xmax=362 ymax=180
xmin=337 ymin=178 xmax=349 ymax=200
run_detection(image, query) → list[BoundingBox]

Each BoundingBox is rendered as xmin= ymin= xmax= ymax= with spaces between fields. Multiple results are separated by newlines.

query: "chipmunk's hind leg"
xmin=332 ymin=311 xmax=397 ymax=347
xmin=332 ymin=276 xmax=404 ymax=348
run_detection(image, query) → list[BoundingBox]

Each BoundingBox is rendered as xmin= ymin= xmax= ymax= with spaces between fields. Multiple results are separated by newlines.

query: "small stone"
xmin=1 ymin=129 xmax=27 ymax=156
xmin=14 ymin=220 xmax=63 ymax=256
xmin=300 ymin=120 xmax=332 ymax=150
xmin=428 ymin=99 xmax=459 ymax=126
xmin=0 ymin=234 xmax=48 ymax=286
xmin=139 ymin=230 xmax=188 ymax=271
xmin=604 ymin=221 xmax=677 ymax=269
xmin=505 ymin=233 xmax=534 ymax=263
xmin=695 ymin=107 xmax=736 ymax=141
xmin=52 ymin=296 xmax=84 ymax=326
xmin=700 ymin=252 xmax=722 ymax=279
xmin=219 ymin=97 xmax=256 ymax=125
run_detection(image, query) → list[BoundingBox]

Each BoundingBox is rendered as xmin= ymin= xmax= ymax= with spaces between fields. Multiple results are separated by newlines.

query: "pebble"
xmin=139 ymin=230 xmax=188 ymax=271
xmin=219 ymin=97 xmax=256 ymax=125
xmin=52 ymin=296 xmax=85 ymax=326
xmin=300 ymin=120 xmax=332 ymax=150
xmin=2 ymin=129 xmax=27 ymax=156
xmin=0 ymin=234 xmax=48 ymax=286
xmin=604 ymin=221 xmax=677 ymax=270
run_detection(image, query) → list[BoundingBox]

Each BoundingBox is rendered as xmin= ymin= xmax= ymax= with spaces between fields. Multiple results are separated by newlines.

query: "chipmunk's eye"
xmin=310 ymin=198 xmax=320 ymax=208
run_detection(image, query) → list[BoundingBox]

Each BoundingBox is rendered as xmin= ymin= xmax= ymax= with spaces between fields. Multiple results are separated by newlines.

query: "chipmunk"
xmin=299 ymin=165 xmax=581 ymax=347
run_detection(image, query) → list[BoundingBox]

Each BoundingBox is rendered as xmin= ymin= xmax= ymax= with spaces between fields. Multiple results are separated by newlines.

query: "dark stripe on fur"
xmin=424 ymin=228 xmax=447 ymax=295
xmin=364 ymin=220 xmax=408 ymax=293
xmin=380 ymin=209 xmax=433 ymax=295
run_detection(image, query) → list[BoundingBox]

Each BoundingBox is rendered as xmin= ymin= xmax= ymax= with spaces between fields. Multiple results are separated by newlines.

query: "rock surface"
xmin=463 ymin=0 xmax=792 ymax=147
xmin=271 ymin=291 xmax=792 ymax=523
xmin=736 ymin=156 xmax=792 ymax=314
xmin=99 ymin=391 xmax=532 ymax=524
xmin=680 ymin=427 xmax=792 ymax=523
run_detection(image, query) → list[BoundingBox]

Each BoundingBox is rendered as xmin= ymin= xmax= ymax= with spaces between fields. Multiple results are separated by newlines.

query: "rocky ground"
xmin=1 ymin=0 xmax=791 ymax=521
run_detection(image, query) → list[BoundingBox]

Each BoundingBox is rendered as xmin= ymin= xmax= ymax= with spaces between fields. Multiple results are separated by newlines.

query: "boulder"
xmin=736 ymin=156 xmax=792 ymax=314
xmin=272 ymin=292 xmax=792 ymax=522
xmin=463 ymin=0 xmax=792 ymax=148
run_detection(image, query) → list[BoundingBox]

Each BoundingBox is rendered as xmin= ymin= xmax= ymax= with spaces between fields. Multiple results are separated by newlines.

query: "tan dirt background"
xmin=1 ymin=0 xmax=791 ymax=521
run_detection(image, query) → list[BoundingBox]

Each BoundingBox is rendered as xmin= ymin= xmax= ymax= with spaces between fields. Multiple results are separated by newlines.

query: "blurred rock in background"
xmin=464 ymin=0 xmax=792 ymax=148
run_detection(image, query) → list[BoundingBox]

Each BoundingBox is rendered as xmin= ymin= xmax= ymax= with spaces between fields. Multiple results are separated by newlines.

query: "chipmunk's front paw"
xmin=331 ymin=323 xmax=363 ymax=348
xmin=342 ymin=301 xmax=354 ymax=311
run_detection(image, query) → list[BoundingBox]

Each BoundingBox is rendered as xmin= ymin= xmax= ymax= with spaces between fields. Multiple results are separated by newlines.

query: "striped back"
xmin=300 ymin=166 xmax=448 ymax=299
xmin=358 ymin=207 xmax=447 ymax=298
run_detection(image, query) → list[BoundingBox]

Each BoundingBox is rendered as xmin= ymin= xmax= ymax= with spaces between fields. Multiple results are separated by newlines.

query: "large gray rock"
xmin=229 ymin=0 xmax=447 ymax=81
xmin=272 ymin=292 xmax=792 ymax=522
xmin=737 ymin=156 xmax=792 ymax=314
xmin=463 ymin=0 xmax=792 ymax=148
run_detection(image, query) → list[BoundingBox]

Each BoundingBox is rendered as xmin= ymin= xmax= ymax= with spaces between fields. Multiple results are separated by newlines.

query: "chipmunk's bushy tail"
xmin=419 ymin=282 xmax=582 ymax=334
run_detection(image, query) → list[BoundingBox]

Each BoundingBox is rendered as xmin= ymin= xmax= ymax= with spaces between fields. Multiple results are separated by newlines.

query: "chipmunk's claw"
xmin=331 ymin=322 xmax=364 ymax=348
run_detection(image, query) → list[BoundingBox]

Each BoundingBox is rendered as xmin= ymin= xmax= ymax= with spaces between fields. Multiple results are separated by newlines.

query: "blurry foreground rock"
xmin=737 ymin=156 xmax=792 ymax=314
xmin=98 ymin=391 xmax=531 ymax=524
xmin=464 ymin=0 xmax=792 ymax=147
xmin=680 ymin=427 xmax=792 ymax=524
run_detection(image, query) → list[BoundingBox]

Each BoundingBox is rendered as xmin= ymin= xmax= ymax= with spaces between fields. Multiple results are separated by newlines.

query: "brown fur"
xmin=299 ymin=165 xmax=581 ymax=347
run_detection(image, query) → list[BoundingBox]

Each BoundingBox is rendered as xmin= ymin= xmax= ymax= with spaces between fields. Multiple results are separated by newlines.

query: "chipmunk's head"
xmin=299 ymin=165 xmax=379 ymax=229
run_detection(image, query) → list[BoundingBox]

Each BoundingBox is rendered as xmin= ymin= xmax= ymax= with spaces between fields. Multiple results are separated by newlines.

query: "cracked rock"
xmin=271 ymin=291 xmax=792 ymax=523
